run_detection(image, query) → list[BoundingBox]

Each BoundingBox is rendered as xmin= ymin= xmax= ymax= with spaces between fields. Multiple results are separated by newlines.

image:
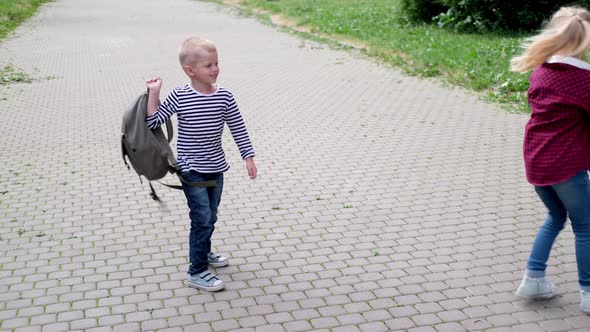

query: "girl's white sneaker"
xmin=515 ymin=276 xmax=556 ymax=300
xmin=581 ymin=290 xmax=590 ymax=313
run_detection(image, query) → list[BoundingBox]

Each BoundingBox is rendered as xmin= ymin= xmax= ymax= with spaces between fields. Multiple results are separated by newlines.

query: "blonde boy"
xmin=146 ymin=37 xmax=257 ymax=291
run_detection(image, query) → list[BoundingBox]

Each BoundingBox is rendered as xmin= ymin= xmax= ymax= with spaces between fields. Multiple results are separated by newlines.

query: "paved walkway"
xmin=0 ymin=0 xmax=589 ymax=331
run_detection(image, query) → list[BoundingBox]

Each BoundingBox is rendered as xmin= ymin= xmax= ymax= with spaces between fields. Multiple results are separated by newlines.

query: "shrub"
xmin=399 ymin=0 xmax=447 ymax=23
xmin=401 ymin=0 xmax=590 ymax=33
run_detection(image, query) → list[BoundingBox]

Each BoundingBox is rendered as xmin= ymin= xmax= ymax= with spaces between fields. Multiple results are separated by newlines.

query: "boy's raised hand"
xmin=146 ymin=77 xmax=162 ymax=92
xmin=246 ymin=157 xmax=257 ymax=179
xmin=145 ymin=77 xmax=162 ymax=117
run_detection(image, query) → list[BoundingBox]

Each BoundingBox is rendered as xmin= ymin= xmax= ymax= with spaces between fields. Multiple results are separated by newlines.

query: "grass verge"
xmin=0 ymin=0 xmax=52 ymax=40
xmin=0 ymin=0 xmax=51 ymax=85
xmin=214 ymin=0 xmax=531 ymax=113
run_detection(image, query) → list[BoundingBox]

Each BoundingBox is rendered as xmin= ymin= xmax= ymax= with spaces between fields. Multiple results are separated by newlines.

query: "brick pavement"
xmin=1 ymin=0 xmax=590 ymax=331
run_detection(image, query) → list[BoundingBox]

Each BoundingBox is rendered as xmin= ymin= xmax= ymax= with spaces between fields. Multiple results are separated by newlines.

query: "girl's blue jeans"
xmin=527 ymin=170 xmax=590 ymax=290
xmin=181 ymin=171 xmax=224 ymax=276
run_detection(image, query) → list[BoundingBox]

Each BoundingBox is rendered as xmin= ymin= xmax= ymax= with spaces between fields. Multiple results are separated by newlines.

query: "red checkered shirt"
xmin=525 ymin=57 xmax=590 ymax=186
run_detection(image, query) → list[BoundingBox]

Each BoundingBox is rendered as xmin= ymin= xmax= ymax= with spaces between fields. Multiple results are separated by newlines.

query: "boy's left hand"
xmin=246 ymin=157 xmax=257 ymax=179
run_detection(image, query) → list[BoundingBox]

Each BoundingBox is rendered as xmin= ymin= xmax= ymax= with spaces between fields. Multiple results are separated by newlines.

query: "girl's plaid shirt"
xmin=525 ymin=59 xmax=590 ymax=186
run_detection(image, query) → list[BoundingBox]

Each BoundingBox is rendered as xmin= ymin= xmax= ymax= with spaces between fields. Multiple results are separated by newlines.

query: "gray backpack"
xmin=121 ymin=92 xmax=215 ymax=200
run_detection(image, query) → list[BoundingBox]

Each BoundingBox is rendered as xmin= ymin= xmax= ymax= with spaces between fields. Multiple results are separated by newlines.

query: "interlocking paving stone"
xmin=1 ymin=0 xmax=590 ymax=331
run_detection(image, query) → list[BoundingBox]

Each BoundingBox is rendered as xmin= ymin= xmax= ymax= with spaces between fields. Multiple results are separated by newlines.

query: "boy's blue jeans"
xmin=527 ymin=170 xmax=590 ymax=290
xmin=181 ymin=171 xmax=224 ymax=276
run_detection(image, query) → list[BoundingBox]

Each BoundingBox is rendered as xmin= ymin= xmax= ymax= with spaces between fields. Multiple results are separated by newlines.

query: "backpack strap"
xmin=179 ymin=175 xmax=217 ymax=187
xmin=164 ymin=118 xmax=173 ymax=143
xmin=157 ymin=175 xmax=217 ymax=190
xmin=121 ymin=135 xmax=130 ymax=170
xmin=165 ymin=164 xmax=217 ymax=188
xmin=149 ymin=182 xmax=160 ymax=201
xmin=149 ymin=175 xmax=217 ymax=201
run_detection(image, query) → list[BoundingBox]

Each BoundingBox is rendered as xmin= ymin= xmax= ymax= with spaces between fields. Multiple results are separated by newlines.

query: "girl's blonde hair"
xmin=178 ymin=37 xmax=217 ymax=67
xmin=510 ymin=6 xmax=590 ymax=73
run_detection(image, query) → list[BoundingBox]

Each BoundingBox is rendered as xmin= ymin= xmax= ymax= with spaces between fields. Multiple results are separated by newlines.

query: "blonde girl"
xmin=511 ymin=6 xmax=590 ymax=313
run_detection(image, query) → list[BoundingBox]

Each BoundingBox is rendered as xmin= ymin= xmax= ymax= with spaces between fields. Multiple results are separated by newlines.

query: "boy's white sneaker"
xmin=185 ymin=271 xmax=224 ymax=292
xmin=515 ymin=276 xmax=556 ymax=300
xmin=581 ymin=290 xmax=590 ymax=313
xmin=208 ymin=252 xmax=229 ymax=268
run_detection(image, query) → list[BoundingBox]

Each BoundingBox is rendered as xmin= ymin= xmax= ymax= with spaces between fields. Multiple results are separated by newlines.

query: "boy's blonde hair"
xmin=510 ymin=6 xmax=590 ymax=73
xmin=179 ymin=37 xmax=217 ymax=67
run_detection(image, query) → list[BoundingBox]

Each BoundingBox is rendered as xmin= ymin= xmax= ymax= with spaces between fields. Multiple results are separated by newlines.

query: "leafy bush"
xmin=401 ymin=0 xmax=590 ymax=33
xmin=399 ymin=0 xmax=447 ymax=23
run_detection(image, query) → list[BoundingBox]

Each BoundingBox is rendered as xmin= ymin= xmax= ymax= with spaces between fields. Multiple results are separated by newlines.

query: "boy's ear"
xmin=182 ymin=65 xmax=194 ymax=77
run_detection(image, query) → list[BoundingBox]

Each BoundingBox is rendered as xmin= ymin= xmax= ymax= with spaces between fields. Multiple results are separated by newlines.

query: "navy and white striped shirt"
xmin=146 ymin=84 xmax=255 ymax=173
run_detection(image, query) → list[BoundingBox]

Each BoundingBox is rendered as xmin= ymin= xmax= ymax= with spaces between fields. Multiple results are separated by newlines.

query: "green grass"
xmin=227 ymin=0 xmax=531 ymax=113
xmin=0 ymin=0 xmax=51 ymax=84
xmin=0 ymin=0 xmax=51 ymax=40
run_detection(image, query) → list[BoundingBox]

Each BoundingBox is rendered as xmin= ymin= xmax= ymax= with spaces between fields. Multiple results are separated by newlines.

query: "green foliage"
xmin=399 ymin=0 xmax=446 ymax=23
xmin=235 ymin=0 xmax=532 ymax=112
xmin=401 ymin=0 xmax=590 ymax=33
xmin=0 ymin=0 xmax=52 ymax=40
xmin=242 ymin=0 xmax=400 ymax=40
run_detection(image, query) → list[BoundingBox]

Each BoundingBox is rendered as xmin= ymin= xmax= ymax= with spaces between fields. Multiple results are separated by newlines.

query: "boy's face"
xmin=185 ymin=48 xmax=219 ymax=84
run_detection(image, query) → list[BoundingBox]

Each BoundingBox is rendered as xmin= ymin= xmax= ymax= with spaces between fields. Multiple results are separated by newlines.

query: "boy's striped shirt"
xmin=146 ymin=84 xmax=255 ymax=173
